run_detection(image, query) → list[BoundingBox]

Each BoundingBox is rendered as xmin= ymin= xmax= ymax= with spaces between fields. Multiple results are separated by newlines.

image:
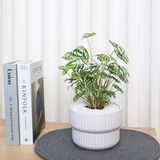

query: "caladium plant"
xmin=59 ymin=33 xmax=130 ymax=109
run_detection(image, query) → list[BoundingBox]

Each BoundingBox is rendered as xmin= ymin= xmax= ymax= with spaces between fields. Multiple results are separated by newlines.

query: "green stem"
xmin=67 ymin=73 xmax=71 ymax=77
xmin=91 ymin=96 xmax=94 ymax=109
xmin=110 ymin=50 xmax=114 ymax=57
xmin=89 ymin=58 xmax=97 ymax=63
xmin=87 ymin=38 xmax=92 ymax=63
xmin=98 ymin=62 xmax=107 ymax=91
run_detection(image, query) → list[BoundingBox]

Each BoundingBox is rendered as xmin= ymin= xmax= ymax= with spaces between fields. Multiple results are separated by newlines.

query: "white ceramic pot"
xmin=69 ymin=102 xmax=122 ymax=150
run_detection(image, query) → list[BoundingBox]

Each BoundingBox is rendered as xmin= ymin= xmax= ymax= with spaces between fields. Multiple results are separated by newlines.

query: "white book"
xmin=17 ymin=60 xmax=45 ymax=145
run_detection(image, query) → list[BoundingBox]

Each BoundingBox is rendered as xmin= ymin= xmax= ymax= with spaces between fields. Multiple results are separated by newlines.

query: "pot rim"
xmin=69 ymin=101 xmax=122 ymax=115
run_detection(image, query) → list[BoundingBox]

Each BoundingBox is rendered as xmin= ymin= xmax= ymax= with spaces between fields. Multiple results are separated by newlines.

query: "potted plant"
xmin=58 ymin=33 xmax=129 ymax=150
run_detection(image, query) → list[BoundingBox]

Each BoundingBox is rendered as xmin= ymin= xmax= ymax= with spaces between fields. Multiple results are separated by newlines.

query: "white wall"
xmin=0 ymin=0 xmax=160 ymax=139
xmin=127 ymin=0 xmax=152 ymax=127
xmin=150 ymin=0 xmax=160 ymax=141
xmin=0 ymin=0 xmax=2 ymax=119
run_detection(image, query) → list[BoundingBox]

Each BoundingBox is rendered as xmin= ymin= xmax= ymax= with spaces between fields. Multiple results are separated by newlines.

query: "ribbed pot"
xmin=69 ymin=102 xmax=122 ymax=150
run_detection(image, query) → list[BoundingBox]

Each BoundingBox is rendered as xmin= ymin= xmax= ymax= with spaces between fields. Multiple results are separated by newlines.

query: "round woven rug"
xmin=35 ymin=128 xmax=160 ymax=160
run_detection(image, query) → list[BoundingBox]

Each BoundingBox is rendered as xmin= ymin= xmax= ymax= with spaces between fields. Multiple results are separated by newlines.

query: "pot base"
xmin=72 ymin=128 xmax=120 ymax=150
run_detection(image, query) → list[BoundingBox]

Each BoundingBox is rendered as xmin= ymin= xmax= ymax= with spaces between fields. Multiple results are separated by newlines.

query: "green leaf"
xmin=73 ymin=91 xmax=85 ymax=102
xmin=104 ymin=90 xmax=116 ymax=98
xmin=101 ymin=72 xmax=108 ymax=79
xmin=112 ymin=84 xmax=124 ymax=94
xmin=76 ymin=46 xmax=89 ymax=64
xmin=66 ymin=63 xmax=76 ymax=69
xmin=96 ymin=54 xmax=110 ymax=63
xmin=109 ymin=40 xmax=128 ymax=64
xmin=68 ymin=49 xmax=82 ymax=58
xmin=67 ymin=46 xmax=89 ymax=65
xmin=118 ymin=75 xmax=129 ymax=84
xmin=74 ymin=64 xmax=84 ymax=74
xmin=91 ymin=88 xmax=100 ymax=98
xmin=58 ymin=65 xmax=65 ymax=70
xmin=106 ymin=63 xmax=120 ymax=75
xmin=118 ymin=46 xmax=125 ymax=55
xmin=90 ymin=83 xmax=95 ymax=89
xmin=117 ymin=66 xmax=129 ymax=84
xmin=77 ymin=83 xmax=83 ymax=91
xmin=71 ymin=73 xmax=79 ymax=80
xmin=101 ymin=72 xmax=120 ymax=83
xmin=109 ymin=40 xmax=125 ymax=54
xmin=66 ymin=58 xmax=80 ymax=66
xmin=67 ymin=81 xmax=77 ymax=90
xmin=102 ymin=93 xmax=110 ymax=104
xmin=89 ymin=83 xmax=100 ymax=98
xmin=58 ymin=66 xmax=70 ymax=75
xmin=109 ymin=40 xmax=118 ymax=48
xmin=114 ymin=49 xmax=129 ymax=64
xmin=82 ymin=73 xmax=95 ymax=84
xmin=107 ymin=75 xmax=120 ymax=83
xmin=65 ymin=77 xmax=77 ymax=83
xmin=85 ymin=88 xmax=90 ymax=96
xmin=81 ymin=32 xmax=96 ymax=40
xmin=106 ymin=63 xmax=129 ymax=84
xmin=75 ymin=87 xmax=78 ymax=94
xmin=84 ymin=64 xmax=100 ymax=73
xmin=122 ymin=66 xmax=130 ymax=77
xmin=62 ymin=52 xmax=77 ymax=60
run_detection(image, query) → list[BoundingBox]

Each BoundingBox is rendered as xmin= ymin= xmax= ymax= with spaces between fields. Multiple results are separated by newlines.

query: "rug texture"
xmin=35 ymin=128 xmax=160 ymax=160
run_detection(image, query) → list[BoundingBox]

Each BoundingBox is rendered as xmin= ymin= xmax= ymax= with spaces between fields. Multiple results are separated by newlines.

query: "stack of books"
xmin=3 ymin=60 xmax=45 ymax=145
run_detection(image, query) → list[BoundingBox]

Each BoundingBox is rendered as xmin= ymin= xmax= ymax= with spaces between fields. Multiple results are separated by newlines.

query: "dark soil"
xmin=85 ymin=106 xmax=104 ymax=110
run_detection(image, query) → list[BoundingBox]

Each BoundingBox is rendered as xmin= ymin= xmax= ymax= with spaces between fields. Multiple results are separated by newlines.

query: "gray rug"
xmin=35 ymin=128 xmax=160 ymax=160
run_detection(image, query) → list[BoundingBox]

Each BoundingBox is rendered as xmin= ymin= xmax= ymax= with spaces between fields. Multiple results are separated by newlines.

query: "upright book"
xmin=17 ymin=60 xmax=45 ymax=145
xmin=3 ymin=60 xmax=20 ymax=145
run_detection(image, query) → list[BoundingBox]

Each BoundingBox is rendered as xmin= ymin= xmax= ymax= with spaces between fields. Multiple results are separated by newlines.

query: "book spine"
xmin=17 ymin=64 xmax=33 ymax=145
xmin=3 ymin=64 xmax=20 ymax=145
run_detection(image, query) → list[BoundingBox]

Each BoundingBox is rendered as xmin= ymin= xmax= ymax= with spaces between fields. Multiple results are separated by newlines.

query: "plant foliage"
xmin=58 ymin=33 xmax=130 ymax=109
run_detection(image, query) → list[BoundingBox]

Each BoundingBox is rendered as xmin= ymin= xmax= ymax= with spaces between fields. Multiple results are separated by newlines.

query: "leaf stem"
xmin=67 ymin=73 xmax=71 ymax=77
xmin=89 ymin=58 xmax=97 ymax=63
xmin=110 ymin=50 xmax=114 ymax=57
xmin=87 ymin=38 xmax=92 ymax=63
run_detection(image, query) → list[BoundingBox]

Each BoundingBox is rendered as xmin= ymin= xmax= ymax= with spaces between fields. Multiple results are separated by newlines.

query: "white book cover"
xmin=17 ymin=60 xmax=45 ymax=145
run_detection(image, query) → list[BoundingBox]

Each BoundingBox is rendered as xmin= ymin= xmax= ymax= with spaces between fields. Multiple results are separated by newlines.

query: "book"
xmin=17 ymin=60 xmax=45 ymax=145
xmin=3 ymin=60 xmax=21 ymax=145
